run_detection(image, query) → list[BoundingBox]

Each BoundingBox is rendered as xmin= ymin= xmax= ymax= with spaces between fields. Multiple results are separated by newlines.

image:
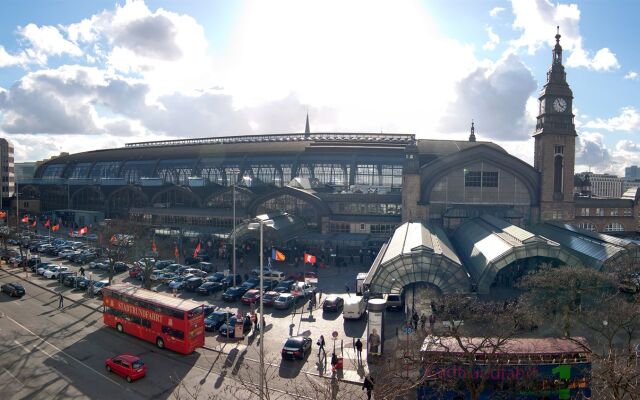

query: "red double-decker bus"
xmin=102 ymin=284 xmax=205 ymax=354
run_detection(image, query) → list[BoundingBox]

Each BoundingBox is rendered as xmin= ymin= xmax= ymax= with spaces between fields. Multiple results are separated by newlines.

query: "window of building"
xmin=464 ymin=171 xmax=482 ymax=187
xmin=329 ymin=222 xmax=350 ymax=233
xmin=577 ymin=222 xmax=596 ymax=231
xmin=595 ymin=208 xmax=604 ymax=216
xmin=554 ymin=145 xmax=564 ymax=155
xmin=355 ymin=164 xmax=378 ymax=186
xmin=482 ymin=171 xmax=499 ymax=188
xmin=623 ymin=208 xmax=632 ymax=216
xmin=370 ymin=224 xmax=398 ymax=234
xmin=610 ymin=208 xmax=619 ymax=216
xmin=580 ymin=208 xmax=590 ymax=216
xmin=604 ymin=222 xmax=624 ymax=232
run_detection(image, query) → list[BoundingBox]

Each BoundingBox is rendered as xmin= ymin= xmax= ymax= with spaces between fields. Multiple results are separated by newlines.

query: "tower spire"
xmin=304 ymin=112 xmax=310 ymax=138
xmin=469 ymin=120 xmax=476 ymax=142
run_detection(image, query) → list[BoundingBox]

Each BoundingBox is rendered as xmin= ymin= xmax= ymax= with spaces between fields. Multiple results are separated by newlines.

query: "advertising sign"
xmin=367 ymin=310 xmax=383 ymax=355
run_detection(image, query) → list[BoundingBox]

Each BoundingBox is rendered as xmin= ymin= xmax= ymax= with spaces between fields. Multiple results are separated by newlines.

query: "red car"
xmin=129 ymin=266 xmax=143 ymax=278
xmin=241 ymin=289 xmax=261 ymax=305
xmin=105 ymin=354 xmax=146 ymax=382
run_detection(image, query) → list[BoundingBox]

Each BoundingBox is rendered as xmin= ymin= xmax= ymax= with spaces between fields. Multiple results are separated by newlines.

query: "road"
xmin=0 ymin=266 xmax=375 ymax=399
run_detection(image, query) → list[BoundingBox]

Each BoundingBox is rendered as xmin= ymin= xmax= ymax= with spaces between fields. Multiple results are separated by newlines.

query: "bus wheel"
xmin=156 ymin=337 xmax=164 ymax=349
xmin=116 ymin=323 xmax=123 ymax=333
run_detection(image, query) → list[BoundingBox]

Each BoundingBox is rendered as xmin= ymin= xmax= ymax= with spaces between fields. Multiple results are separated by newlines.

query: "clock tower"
xmin=534 ymin=27 xmax=577 ymax=222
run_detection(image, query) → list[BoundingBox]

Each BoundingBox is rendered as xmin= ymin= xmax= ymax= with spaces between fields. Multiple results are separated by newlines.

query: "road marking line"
xmin=5 ymin=315 xmax=122 ymax=387
xmin=13 ymin=340 xmax=30 ymax=354
xmin=2 ymin=367 xmax=24 ymax=386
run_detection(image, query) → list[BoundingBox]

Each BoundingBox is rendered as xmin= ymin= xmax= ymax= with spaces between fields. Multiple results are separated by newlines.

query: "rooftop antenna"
xmin=469 ymin=119 xmax=476 ymax=142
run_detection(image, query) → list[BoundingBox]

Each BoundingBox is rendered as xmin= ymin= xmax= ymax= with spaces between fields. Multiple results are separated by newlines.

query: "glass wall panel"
xmin=41 ymin=164 xmax=65 ymax=179
xmin=206 ymin=190 xmax=251 ymax=209
xmin=257 ymin=194 xmax=318 ymax=229
xmin=355 ymin=164 xmax=378 ymax=185
xmin=68 ymin=163 xmax=92 ymax=179
xmin=89 ymin=162 xmax=121 ymax=179
xmin=121 ymin=161 xmax=156 ymax=184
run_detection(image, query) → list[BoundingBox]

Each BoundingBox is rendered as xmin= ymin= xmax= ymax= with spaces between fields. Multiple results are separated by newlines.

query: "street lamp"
xmin=248 ymin=216 xmax=274 ymax=400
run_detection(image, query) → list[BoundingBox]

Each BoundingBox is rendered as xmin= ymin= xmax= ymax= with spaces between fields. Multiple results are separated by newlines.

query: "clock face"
xmin=553 ymin=97 xmax=567 ymax=113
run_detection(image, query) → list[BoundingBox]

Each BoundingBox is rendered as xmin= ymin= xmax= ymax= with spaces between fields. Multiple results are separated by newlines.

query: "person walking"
xmin=318 ymin=335 xmax=326 ymax=357
xmin=79 ymin=266 xmax=85 ymax=277
xmin=355 ymin=338 xmax=363 ymax=361
xmin=420 ymin=314 xmax=427 ymax=331
xmin=58 ymin=293 xmax=64 ymax=309
xmin=362 ymin=375 xmax=374 ymax=400
xmin=429 ymin=313 xmax=436 ymax=331
xmin=412 ymin=311 xmax=419 ymax=330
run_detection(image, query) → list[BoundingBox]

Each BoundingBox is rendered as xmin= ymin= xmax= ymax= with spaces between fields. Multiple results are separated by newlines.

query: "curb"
xmin=1 ymin=266 xmax=104 ymax=314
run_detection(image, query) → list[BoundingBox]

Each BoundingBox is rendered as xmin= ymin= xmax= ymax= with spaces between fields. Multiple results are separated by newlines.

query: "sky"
xmin=0 ymin=0 xmax=638 ymax=176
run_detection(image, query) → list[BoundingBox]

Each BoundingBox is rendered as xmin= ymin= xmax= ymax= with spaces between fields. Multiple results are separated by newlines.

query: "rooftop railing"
xmin=125 ymin=132 xmax=416 ymax=148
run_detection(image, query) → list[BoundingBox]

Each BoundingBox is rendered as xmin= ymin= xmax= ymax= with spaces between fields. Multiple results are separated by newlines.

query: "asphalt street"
xmin=0 ymin=263 xmax=382 ymax=399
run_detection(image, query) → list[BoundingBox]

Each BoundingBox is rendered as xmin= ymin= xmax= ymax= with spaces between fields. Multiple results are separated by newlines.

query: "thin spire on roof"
xmin=469 ymin=119 xmax=476 ymax=142
xmin=304 ymin=112 xmax=310 ymax=137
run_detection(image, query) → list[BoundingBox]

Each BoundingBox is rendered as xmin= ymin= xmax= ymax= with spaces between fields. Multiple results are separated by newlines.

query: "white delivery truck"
xmin=343 ymin=296 xmax=366 ymax=320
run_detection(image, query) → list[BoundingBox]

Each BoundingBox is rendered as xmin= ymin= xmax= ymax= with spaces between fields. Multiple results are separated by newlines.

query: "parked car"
xmin=221 ymin=274 xmax=243 ymax=288
xmin=197 ymin=281 xmax=224 ymax=295
xmin=168 ymin=275 xmax=193 ymax=290
xmin=129 ymin=266 xmax=143 ymax=278
xmin=274 ymin=280 xmax=295 ymax=293
xmin=31 ymin=261 xmax=51 ymax=273
xmin=222 ymin=286 xmax=245 ymax=302
xmin=92 ymin=280 xmax=110 ymax=296
xmin=274 ymin=293 xmax=296 ymax=310
xmin=218 ymin=316 xmax=252 ymax=338
xmin=262 ymin=291 xmax=280 ymax=307
xmin=181 ymin=268 xmax=207 ymax=278
xmin=162 ymin=263 xmax=182 ymax=273
xmin=58 ymin=271 xmax=75 ymax=283
xmin=38 ymin=264 xmax=59 ymax=276
xmin=240 ymin=277 xmax=259 ymax=291
xmin=105 ymin=354 xmax=146 ymax=383
xmin=154 ymin=260 xmax=174 ymax=269
xmin=322 ymin=296 xmax=344 ymax=312
xmin=241 ymin=289 xmax=261 ymax=305
xmin=1 ymin=282 xmax=25 ymax=297
xmin=204 ymin=311 xmax=234 ymax=332
xmin=207 ymin=272 xmax=226 ymax=283
xmin=281 ymin=336 xmax=312 ymax=360
xmin=184 ymin=277 xmax=204 ymax=292
xmin=75 ymin=277 xmax=93 ymax=290
xmin=63 ymin=275 xmax=81 ymax=288
xmin=43 ymin=266 xmax=69 ymax=279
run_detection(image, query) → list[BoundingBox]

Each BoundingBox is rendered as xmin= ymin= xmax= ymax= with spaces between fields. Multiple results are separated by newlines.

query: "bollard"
xmin=341 ymin=339 xmax=343 ymax=354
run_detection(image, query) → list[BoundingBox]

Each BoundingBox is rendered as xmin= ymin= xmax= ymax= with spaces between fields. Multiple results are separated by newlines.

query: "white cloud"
xmin=439 ymin=54 xmax=537 ymax=140
xmin=584 ymin=107 xmax=640 ymax=132
xmin=509 ymin=0 xmax=619 ymax=71
xmin=624 ymin=71 xmax=639 ymax=80
xmin=18 ymin=23 xmax=82 ymax=64
xmin=575 ymin=131 xmax=613 ymax=171
xmin=0 ymin=45 xmax=24 ymax=67
xmin=483 ymin=26 xmax=500 ymax=51
xmin=489 ymin=7 xmax=506 ymax=17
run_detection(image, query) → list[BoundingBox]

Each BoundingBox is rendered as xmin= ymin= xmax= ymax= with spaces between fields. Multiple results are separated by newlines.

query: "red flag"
xmin=175 ymin=245 xmax=180 ymax=259
xmin=151 ymin=241 xmax=157 ymax=253
xmin=21 ymin=216 xmax=29 ymax=223
xmin=52 ymin=224 xmax=60 ymax=232
xmin=78 ymin=226 xmax=88 ymax=235
xmin=303 ymin=253 xmax=316 ymax=264
xmin=193 ymin=242 xmax=201 ymax=258
xmin=44 ymin=219 xmax=50 ymax=228
xmin=0 ymin=211 xmax=6 ymax=218
xmin=109 ymin=235 xmax=116 ymax=244
xmin=31 ymin=219 xmax=37 ymax=227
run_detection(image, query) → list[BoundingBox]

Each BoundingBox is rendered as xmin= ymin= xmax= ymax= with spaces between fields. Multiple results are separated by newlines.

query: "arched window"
xmin=553 ymin=155 xmax=563 ymax=193
xmin=604 ymin=222 xmax=624 ymax=232
xmin=257 ymin=194 xmax=318 ymax=230
xmin=576 ymin=222 xmax=596 ymax=232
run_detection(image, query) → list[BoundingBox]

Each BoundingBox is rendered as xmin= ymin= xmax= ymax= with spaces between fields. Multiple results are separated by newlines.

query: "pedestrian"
xmin=318 ymin=289 xmax=323 ymax=303
xmin=429 ymin=313 xmax=436 ymax=331
xmin=58 ymin=293 xmax=64 ymax=309
xmin=79 ymin=266 xmax=85 ymax=276
xmin=420 ymin=314 xmax=427 ymax=331
xmin=331 ymin=352 xmax=339 ymax=374
xmin=362 ymin=375 xmax=374 ymax=400
xmin=345 ymin=284 xmax=350 ymax=296
xmin=355 ymin=338 xmax=363 ymax=360
xmin=412 ymin=312 xmax=419 ymax=330
xmin=317 ymin=335 xmax=326 ymax=357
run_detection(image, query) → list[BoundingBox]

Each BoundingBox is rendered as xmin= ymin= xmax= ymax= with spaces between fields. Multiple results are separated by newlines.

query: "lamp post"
xmin=248 ymin=216 xmax=274 ymax=400
xmin=232 ymin=184 xmax=236 ymax=287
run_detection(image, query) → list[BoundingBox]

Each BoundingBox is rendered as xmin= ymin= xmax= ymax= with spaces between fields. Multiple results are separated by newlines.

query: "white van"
xmin=264 ymin=270 xmax=286 ymax=282
xmin=343 ymin=296 xmax=366 ymax=320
